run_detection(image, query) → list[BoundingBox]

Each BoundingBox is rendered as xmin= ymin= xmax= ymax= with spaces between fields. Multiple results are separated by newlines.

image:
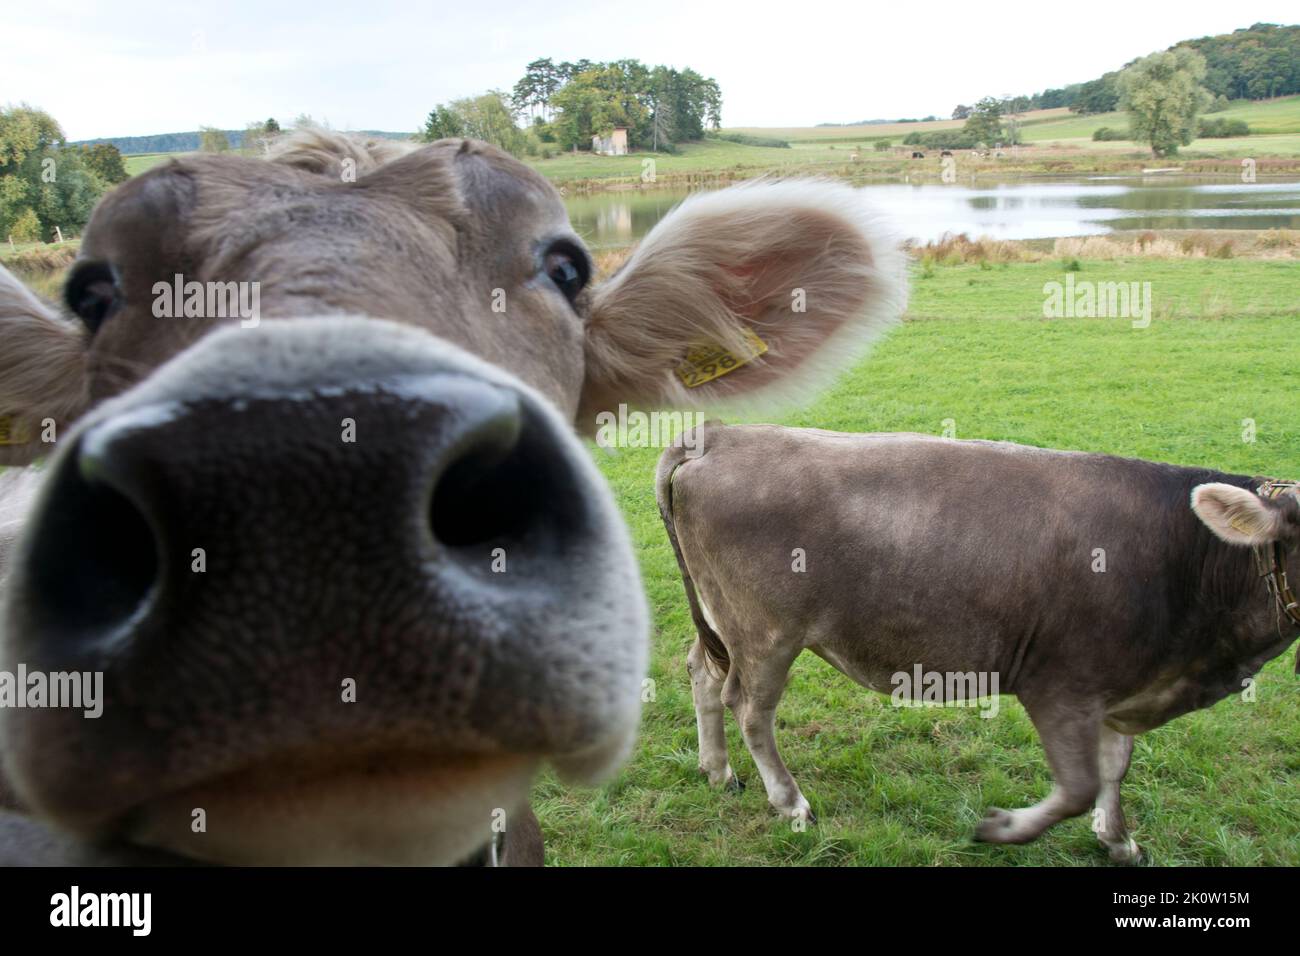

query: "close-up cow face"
xmin=0 ymin=132 xmax=906 ymax=865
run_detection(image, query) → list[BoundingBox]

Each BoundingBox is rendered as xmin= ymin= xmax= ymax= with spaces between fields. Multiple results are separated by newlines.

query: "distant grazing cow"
xmin=0 ymin=134 xmax=908 ymax=865
xmin=911 ymin=151 xmax=926 ymax=159
xmin=658 ymin=428 xmax=1300 ymax=863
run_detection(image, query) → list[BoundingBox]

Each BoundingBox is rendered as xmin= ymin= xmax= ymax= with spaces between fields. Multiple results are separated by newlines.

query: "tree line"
xmin=72 ymin=130 xmax=246 ymax=154
xmin=422 ymin=58 xmax=722 ymax=156
xmin=73 ymin=122 xmax=409 ymax=156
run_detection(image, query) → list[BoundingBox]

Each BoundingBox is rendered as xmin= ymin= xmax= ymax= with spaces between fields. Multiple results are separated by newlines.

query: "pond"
xmin=564 ymin=177 xmax=1300 ymax=246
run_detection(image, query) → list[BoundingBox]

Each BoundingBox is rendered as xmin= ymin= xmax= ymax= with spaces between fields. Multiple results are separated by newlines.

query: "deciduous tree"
xmin=0 ymin=105 xmax=109 ymax=242
xmin=1118 ymin=48 xmax=1212 ymax=157
xmin=199 ymin=126 xmax=230 ymax=152
xmin=78 ymin=143 xmax=128 ymax=185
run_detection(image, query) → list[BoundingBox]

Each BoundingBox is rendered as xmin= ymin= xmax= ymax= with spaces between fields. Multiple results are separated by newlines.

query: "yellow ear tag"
xmin=675 ymin=329 xmax=768 ymax=389
xmin=1229 ymin=515 xmax=1259 ymax=535
xmin=0 ymin=415 xmax=31 ymax=446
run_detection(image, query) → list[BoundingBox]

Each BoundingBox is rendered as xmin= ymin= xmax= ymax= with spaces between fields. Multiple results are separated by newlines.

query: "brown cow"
xmin=658 ymin=427 xmax=1300 ymax=863
xmin=0 ymin=134 xmax=908 ymax=865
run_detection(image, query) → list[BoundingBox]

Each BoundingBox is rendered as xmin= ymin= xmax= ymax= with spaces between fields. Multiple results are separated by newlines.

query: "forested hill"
xmin=976 ymin=22 xmax=1300 ymax=117
xmin=69 ymin=129 xmax=413 ymax=155
xmin=1045 ymin=23 xmax=1300 ymax=115
xmin=1185 ymin=23 xmax=1300 ymax=99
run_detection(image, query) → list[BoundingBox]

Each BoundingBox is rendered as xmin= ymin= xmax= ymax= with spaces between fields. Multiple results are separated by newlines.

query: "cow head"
xmin=0 ymin=132 xmax=906 ymax=865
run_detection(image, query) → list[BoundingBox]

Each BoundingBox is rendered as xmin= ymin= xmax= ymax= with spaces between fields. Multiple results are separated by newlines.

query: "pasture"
xmin=93 ymin=97 xmax=1300 ymax=192
xmin=728 ymin=96 xmax=1300 ymax=150
xmin=537 ymin=256 xmax=1300 ymax=866
xmin=122 ymin=152 xmax=175 ymax=176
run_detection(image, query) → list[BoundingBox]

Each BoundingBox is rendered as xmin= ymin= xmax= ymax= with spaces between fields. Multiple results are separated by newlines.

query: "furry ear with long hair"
xmin=1192 ymin=483 xmax=1300 ymax=546
xmin=578 ymin=178 xmax=908 ymax=428
xmin=0 ymin=264 xmax=87 ymax=465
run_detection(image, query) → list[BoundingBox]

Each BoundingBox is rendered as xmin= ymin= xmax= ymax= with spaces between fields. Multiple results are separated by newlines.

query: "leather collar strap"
xmin=1254 ymin=481 xmax=1300 ymax=674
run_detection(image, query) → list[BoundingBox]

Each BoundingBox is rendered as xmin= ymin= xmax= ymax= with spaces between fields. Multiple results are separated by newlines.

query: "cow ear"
xmin=578 ymin=180 xmax=907 ymax=428
xmin=0 ymin=264 xmax=87 ymax=465
xmin=1191 ymin=483 xmax=1297 ymax=546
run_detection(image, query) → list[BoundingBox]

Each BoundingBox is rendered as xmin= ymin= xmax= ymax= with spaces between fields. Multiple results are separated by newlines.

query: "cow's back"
xmin=666 ymin=425 xmax=1248 ymax=702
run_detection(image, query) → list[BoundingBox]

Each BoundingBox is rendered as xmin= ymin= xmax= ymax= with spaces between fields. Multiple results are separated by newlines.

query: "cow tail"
xmin=655 ymin=437 xmax=730 ymax=677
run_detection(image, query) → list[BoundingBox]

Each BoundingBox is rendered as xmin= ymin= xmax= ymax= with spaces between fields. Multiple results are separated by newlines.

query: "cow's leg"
xmin=975 ymin=699 xmax=1100 ymax=845
xmin=724 ymin=649 xmax=812 ymax=822
xmin=687 ymin=637 xmax=740 ymax=790
xmin=1094 ymin=726 xmax=1140 ymax=864
xmin=501 ymin=802 xmax=544 ymax=867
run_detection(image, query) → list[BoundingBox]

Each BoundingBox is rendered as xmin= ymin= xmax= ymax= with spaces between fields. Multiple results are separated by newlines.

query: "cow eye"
xmin=65 ymin=261 xmax=121 ymax=334
xmin=542 ymin=243 xmax=589 ymax=305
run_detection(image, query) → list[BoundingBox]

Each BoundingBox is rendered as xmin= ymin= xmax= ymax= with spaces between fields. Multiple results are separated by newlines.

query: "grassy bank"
xmin=528 ymin=96 xmax=1300 ymax=188
xmin=529 ymin=138 xmax=1300 ymax=190
xmin=538 ymin=257 xmax=1300 ymax=866
xmin=0 ymin=240 xmax=78 ymax=263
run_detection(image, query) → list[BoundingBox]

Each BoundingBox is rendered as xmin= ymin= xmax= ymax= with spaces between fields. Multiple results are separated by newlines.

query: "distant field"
xmin=124 ymin=152 xmax=183 ymax=175
xmin=1017 ymin=110 xmax=1128 ymax=142
xmin=521 ymin=97 xmax=1300 ymax=186
xmin=733 ymin=97 xmax=1300 ymax=148
xmin=724 ymin=96 xmax=1300 ymax=157
xmin=1018 ymin=96 xmax=1300 ymax=151
xmin=1203 ymin=96 xmax=1300 ymax=135
xmin=728 ymin=114 xmax=973 ymax=143
xmin=526 ymin=139 xmax=828 ymax=182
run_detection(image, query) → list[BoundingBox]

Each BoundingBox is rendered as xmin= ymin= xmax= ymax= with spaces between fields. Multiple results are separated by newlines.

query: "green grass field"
xmin=527 ymin=139 xmax=809 ymax=182
xmin=1015 ymin=97 xmax=1300 ymax=157
xmin=735 ymin=96 xmax=1300 ymax=150
xmin=6 ymin=250 xmax=1297 ymax=865
xmin=123 ymin=152 xmax=178 ymax=175
xmin=0 ymin=239 xmax=77 ymax=263
xmin=537 ymin=257 xmax=1300 ymax=866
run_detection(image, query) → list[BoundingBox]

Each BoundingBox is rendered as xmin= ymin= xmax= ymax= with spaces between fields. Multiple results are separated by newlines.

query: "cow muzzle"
xmin=0 ymin=317 xmax=647 ymax=865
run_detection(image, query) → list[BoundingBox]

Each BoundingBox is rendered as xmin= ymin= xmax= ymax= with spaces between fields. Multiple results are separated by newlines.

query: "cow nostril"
xmin=429 ymin=408 xmax=581 ymax=551
xmin=430 ymin=431 xmax=541 ymax=548
xmin=24 ymin=447 xmax=159 ymax=640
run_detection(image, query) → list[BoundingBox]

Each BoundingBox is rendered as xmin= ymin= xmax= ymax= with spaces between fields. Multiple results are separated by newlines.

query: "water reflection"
xmin=565 ymin=190 xmax=692 ymax=249
xmin=564 ymin=177 xmax=1300 ymax=244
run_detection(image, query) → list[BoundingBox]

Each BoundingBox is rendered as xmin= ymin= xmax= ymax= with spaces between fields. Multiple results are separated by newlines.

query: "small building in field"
xmin=592 ymin=127 xmax=629 ymax=156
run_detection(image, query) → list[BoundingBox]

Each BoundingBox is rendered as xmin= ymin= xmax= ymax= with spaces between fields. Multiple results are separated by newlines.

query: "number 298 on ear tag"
xmin=675 ymin=328 xmax=768 ymax=389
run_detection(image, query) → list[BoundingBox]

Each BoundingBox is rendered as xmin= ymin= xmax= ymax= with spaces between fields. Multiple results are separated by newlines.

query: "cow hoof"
xmin=1105 ymin=838 xmax=1143 ymax=865
xmin=973 ymin=807 xmax=1024 ymax=844
xmin=788 ymin=805 xmax=816 ymax=825
xmin=700 ymin=766 xmax=741 ymax=791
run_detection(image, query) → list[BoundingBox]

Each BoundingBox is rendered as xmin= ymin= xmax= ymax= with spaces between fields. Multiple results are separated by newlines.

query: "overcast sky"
xmin=4 ymin=0 xmax=1295 ymax=140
